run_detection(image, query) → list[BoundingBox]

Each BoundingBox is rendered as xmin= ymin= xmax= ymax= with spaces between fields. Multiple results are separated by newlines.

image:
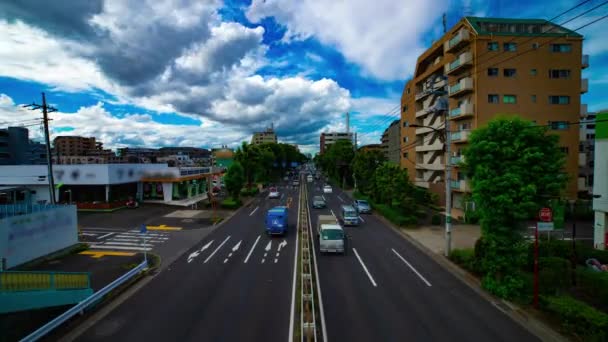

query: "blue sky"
xmin=0 ymin=0 xmax=606 ymax=153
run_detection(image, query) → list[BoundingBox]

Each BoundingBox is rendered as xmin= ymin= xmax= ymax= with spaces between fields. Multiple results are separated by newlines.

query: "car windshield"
xmin=321 ymin=229 xmax=344 ymax=240
xmin=357 ymin=200 xmax=369 ymax=206
xmin=313 ymin=196 xmax=324 ymax=202
xmin=344 ymin=209 xmax=357 ymax=217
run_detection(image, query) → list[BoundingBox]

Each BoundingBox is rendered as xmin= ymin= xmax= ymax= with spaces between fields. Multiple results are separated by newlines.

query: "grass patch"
xmin=221 ymin=198 xmax=242 ymax=209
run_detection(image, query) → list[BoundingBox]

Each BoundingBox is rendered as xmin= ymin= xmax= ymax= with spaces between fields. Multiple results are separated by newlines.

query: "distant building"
xmin=320 ymin=132 xmax=353 ymax=154
xmin=157 ymin=154 xmax=194 ymax=167
xmin=0 ymin=126 xmax=47 ymax=165
xmin=358 ymin=144 xmax=383 ymax=153
xmin=593 ymin=111 xmax=608 ymax=250
xmin=579 ymin=106 xmax=597 ymax=197
xmin=53 ymin=136 xmax=102 ymax=156
xmin=212 ymin=147 xmax=234 ymax=168
xmin=381 ymin=120 xmax=401 ymax=164
xmin=158 ymin=147 xmax=210 ymax=158
xmin=251 ymin=126 xmax=278 ymax=145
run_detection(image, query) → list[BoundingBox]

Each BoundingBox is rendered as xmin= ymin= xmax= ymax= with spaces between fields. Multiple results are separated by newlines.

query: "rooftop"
xmin=465 ymin=16 xmax=582 ymax=37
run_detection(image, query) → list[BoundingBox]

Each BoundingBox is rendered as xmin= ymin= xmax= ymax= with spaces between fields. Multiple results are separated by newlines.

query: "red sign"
xmin=539 ymin=208 xmax=552 ymax=222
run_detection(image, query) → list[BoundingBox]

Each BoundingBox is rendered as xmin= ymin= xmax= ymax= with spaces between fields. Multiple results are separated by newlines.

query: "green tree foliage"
xmin=235 ymin=142 xmax=307 ymax=186
xmin=223 ymin=161 xmax=245 ymax=200
xmin=464 ymin=117 xmax=568 ymax=299
xmin=352 ymin=150 xmax=385 ymax=193
xmin=317 ymin=140 xmax=355 ymax=186
xmin=234 ymin=142 xmax=260 ymax=189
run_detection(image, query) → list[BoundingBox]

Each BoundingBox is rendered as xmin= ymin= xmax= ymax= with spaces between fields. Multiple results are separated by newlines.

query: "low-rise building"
xmin=53 ymin=136 xmax=102 ymax=156
xmin=251 ymin=126 xmax=277 ymax=145
xmin=381 ymin=120 xmax=401 ymax=164
xmin=320 ymin=132 xmax=354 ymax=154
xmin=578 ymin=106 xmax=596 ymax=197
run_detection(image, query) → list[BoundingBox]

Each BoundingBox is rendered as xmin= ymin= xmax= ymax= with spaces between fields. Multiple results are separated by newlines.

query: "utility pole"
xmin=24 ymin=92 xmax=57 ymax=204
xmin=444 ymin=108 xmax=452 ymax=257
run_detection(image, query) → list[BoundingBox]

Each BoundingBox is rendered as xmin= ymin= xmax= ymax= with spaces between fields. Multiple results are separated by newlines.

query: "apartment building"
xmin=0 ymin=127 xmax=47 ymax=165
xmin=401 ymin=16 xmax=587 ymax=218
xmin=319 ymin=132 xmax=354 ymax=154
xmin=381 ymin=120 xmax=402 ymax=164
xmin=251 ymin=127 xmax=278 ymax=145
xmin=578 ymin=107 xmax=598 ymax=196
xmin=53 ymin=136 xmax=102 ymax=156
xmin=358 ymin=144 xmax=383 ymax=153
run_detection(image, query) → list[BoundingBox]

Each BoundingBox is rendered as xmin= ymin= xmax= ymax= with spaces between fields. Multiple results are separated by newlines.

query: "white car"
xmin=268 ymin=187 xmax=280 ymax=199
xmin=323 ymin=185 xmax=332 ymax=194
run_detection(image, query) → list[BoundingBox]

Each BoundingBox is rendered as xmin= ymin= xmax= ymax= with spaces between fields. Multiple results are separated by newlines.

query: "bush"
xmin=464 ymin=209 xmax=480 ymax=224
xmin=374 ymin=203 xmax=417 ymax=227
xmin=449 ymin=248 xmax=478 ymax=273
xmin=431 ymin=214 xmax=441 ymax=225
xmin=538 ymin=257 xmax=571 ymax=295
xmin=221 ymin=198 xmax=242 ymax=209
xmin=542 ymin=295 xmax=608 ymax=341
xmin=526 ymin=239 xmax=608 ymax=270
xmin=576 ymin=268 xmax=608 ymax=311
xmin=240 ymin=187 xmax=259 ymax=197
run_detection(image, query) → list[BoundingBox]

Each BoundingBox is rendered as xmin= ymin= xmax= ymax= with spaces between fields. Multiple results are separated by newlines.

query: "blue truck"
xmin=266 ymin=206 xmax=288 ymax=235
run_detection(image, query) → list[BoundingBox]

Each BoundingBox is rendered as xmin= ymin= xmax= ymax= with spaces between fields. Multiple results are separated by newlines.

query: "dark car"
xmin=312 ymin=195 xmax=326 ymax=209
xmin=353 ymin=199 xmax=371 ymax=214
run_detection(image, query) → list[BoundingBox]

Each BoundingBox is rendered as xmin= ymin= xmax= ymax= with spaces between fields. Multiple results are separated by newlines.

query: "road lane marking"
xmin=261 ymin=258 xmax=265 ymax=264
xmin=86 ymin=245 xmax=151 ymax=251
xmin=204 ymin=236 xmax=231 ymax=263
xmin=274 ymin=258 xmax=278 ymax=263
xmin=278 ymin=239 xmax=287 ymax=252
xmin=322 ymin=195 xmax=326 ymax=200
xmin=146 ymin=225 xmax=182 ymax=231
xmin=97 ymin=232 xmax=114 ymax=239
xmin=244 ymin=235 xmax=261 ymax=263
xmin=188 ymin=251 xmax=200 ymax=263
xmin=330 ymin=209 xmax=335 ymax=218
xmin=359 ymin=216 xmax=365 ymax=222
xmin=353 ymin=248 xmax=378 ymax=287
xmin=337 ymin=195 xmax=344 ymax=202
xmin=288 ymin=181 xmax=301 ymax=342
xmin=249 ymin=206 xmax=259 ymax=216
xmin=391 ymin=249 xmax=432 ymax=287
xmin=98 ymin=241 xmax=153 ymax=247
xmin=80 ymin=251 xmax=135 ymax=258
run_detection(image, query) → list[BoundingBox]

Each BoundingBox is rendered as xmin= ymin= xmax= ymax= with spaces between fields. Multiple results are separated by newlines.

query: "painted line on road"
xmin=288 ymin=179 xmax=301 ymax=342
xmin=249 ymin=206 xmax=259 ymax=216
xmin=87 ymin=245 xmax=152 ymax=251
xmin=330 ymin=209 xmax=336 ymax=218
xmin=99 ymin=241 xmax=154 ymax=247
xmin=244 ymin=235 xmax=261 ymax=263
xmin=204 ymin=235 xmax=231 ymax=263
xmin=353 ymin=248 xmax=378 ymax=287
xmin=337 ymin=195 xmax=344 ymax=202
xmin=359 ymin=216 xmax=365 ymax=223
xmin=274 ymin=258 xmax=278 ymax=263
xmin=322 ymin=195 xmax=326 ymax=201
xmin=97 ymin=232 xmax=114 ymax=239
xmin=391 ymin=249 xmax=432 ymax=287
xmin=80 ymin=251 xmax=135 ymax=258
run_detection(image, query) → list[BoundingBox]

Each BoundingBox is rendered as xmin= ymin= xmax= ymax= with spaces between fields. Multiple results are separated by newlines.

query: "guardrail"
xmin=20 ymin=259 xmax=148 ymax=342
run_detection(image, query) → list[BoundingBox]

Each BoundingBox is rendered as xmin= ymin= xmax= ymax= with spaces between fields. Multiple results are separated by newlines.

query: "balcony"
xmin=415 ymin=88 xmax=433 ymax=101
xmin=448 ymin=77 xmax=473 ymax=97
xmin=445 ymin=52 xmax=472 ymax=75
xmin=419 ymin=163 xmax=444 ymax=171
xmin=415 ymin=177 xmax=430 ymax=188
xmin=581 ymin=103 xmax=588 ymax=117
xmin=450 ymin=130 xmax=470 ymax=143
xmin=444 ymin=29 xmax=470 ymax=53
xmin=581 ymin=78 xmax=588 ymax=94
xmin=416 ymin=108 xmax=430 ymax=118
xmin=450 ymin=155 xmax=465 ymax=165
xmin=450 ymin=180 xmax=471 ymax=192
xmin=582 ymin=54 xmax=589 ymax=69
xmin=579 ymin=152 xmax=587 ymax=167
xmin=449 ymin=103 xmax=474 ymax=120
xmin=416 ymin=141 xmax=444 ymax=152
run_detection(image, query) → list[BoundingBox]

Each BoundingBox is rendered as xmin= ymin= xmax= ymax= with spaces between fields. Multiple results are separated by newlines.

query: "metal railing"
xmin=0 ymin=204 xmax=67 ymax=219
xmin=20 ymin=259 xmax=148 ymax=342
xmin=0 ymin=271 xmax=90 ymax=292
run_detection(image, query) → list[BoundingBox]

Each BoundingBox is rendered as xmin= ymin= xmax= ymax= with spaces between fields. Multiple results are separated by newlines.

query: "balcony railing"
xmin=450 ymin=180 xmax=471 ymax=192
xmin=446 ymin=52 xmax=472 ymax=74
xmin=450 ymin=103 xmax=473 ymax=119
xmin=450 ymin=107 xmax=461 ymax=117
xmin=581 ymin=78 xmax=588 ymax=94
xmin=445 ymin=29 xmax=470 ymax=53
xmin=450 ymin=155 xmax=464 ymax=165
xmin=450 ymin=130 xmax=470 ymax=142
xmin=582 ymin=54 xmax=589 ymax=69
xmin=448 ymin=77 xmax=473 ymax=97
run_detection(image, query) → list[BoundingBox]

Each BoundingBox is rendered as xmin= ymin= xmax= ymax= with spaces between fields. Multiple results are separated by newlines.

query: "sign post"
xmin=534 ymin=207 xmax=553 ymax=309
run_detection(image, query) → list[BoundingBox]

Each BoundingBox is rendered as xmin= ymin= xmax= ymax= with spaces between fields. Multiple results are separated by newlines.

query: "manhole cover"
xmin=181 ymin=219 xmax=194 ymax=223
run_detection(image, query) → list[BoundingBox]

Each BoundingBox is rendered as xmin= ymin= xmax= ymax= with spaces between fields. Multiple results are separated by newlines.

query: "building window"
xmin=587 ymin=133 xmax=595 ymax=140
xmin=589 ymin=160 xmax=594 ymax=168
xmin=503 ymin=42 xmax=517 ymax=52
xmin=403 ymin=105 xmax=408 ymax=112
xmin=406 ymin=88 xmax=411 ymax=94
xmin=549 ymin=69 xmax=571 ymax=79
xmin=549 ymin=121 xmax=569 ymax=130
xmin=551 ymin=44 xmax=572 ymax=52
xmin=588 ymin=124 xmax=596 ymax=129
xmin=531 ymin=95 xmax=537 ymax=103
xmin=488 ymin=94 xmax=499 ymax=103
xmin=503 ymin=95 xmax=517 ymax=104
xmin=530 ymin=69 xmax=537 ymax=76
xmin=579 ymin=143 xmax=584 ymax=152
xmin=487 ymin=42 xmax=499 ymax=51
xmin=403 ymin=136 xmax=409 ymax=143
xmin=559 ymin=147 xmax=569 ymax=155
xmin=549 ymin=95 xmax=570 ymax=104
xmin=403 ymin=152 xmax=409 ymax=159
xmin=487 ymin=68 xmax=499 ymax=76
xmin=403 ymin=120 xmax=409 ymax=127
xmin=503 ymin=68 xmax=517 ymax=77
xmin=589 ymin=175 xmax=594 ymax=186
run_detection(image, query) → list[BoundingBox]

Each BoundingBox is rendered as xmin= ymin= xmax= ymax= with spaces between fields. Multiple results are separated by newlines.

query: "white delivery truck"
xmin=316 ymin=214 xmax=346 ymax=255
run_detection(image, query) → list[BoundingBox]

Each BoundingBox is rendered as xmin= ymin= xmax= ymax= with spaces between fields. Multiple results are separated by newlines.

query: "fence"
xmin=0 ymin=271 xmax=90 ymax=292
xmin=0 ymin=204 xmax=67 ymax=219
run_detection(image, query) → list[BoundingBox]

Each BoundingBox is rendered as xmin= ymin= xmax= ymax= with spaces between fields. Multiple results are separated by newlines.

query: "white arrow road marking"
xmin=278 ymin=240 xmax=287 ymax=252
xmin=200 ymin=240 xmax=214 ymax=252
xmin=204 ymin=236 xmax=231 ymax=263
xmin=187 ymin=251 xmax=200 ymax=263
xmin=353 ymin=248 xmax=377 ymax=287
xmin=274 ymin=258 xmax=278 ymax=263
xmin=330 ymin=209 xmax=336 ymax=218
xmin=244 ymin=236 xmax=261 ymax=263
xmin=391 ymin=249 xmax=432 ymax=287
xmin=265 ymin=241 xmax=272 ymax=251
xmin=224 ymin=240 xmax=242 ymax=263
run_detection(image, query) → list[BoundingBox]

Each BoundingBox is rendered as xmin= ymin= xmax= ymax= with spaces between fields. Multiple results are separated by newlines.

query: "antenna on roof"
xmin=443 ymin=13 xmax=447 ymax=33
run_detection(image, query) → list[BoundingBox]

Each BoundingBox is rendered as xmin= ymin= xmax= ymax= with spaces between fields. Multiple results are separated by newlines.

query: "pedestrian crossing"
xmin=80 ymin=228 xmax=170 ymax=252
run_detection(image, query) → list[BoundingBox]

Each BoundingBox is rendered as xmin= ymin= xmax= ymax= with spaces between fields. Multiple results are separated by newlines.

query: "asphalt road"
xmin=76 ymin=182 xmax=299 ymax=342
xmin=307 ymin=179 xmax=539 ymax=342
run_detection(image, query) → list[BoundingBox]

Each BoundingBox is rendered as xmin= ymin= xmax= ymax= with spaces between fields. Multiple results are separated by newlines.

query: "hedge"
xmin=221 ymin=198 xmax=242 ymax=209
xmin=538 ymin=257 xmax=571 ymax=295
xmin=576 ymin=268 xmax=608 ymax=311
xmin=240 ymin=187 xmax=259 ymax=197
xmin=541 ymin=295 xmax=608 ymax=341
xmin=526 ymin=239 xmax=608 ymax=269
xmin=373 ymin=203 xmax=417 ymax=227
xmin=449 ymin=248 xmax=478 ymax=274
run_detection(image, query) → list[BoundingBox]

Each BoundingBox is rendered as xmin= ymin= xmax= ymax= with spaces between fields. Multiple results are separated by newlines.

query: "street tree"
xmin=223 ymin=161 xmax=245 ymax=200
xmin=463 ymin=117 xmax=568 ymax=299
xmin=234 ymin=142 xmax=260 ymax=189
xmin=318 ymin=140 xmax=355 ymax=186
xmin=352 ymin=150 xmax=386 ymax=194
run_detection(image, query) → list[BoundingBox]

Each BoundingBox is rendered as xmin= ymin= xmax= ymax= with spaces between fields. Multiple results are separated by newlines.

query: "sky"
xmin=0 ymin=0 xmax=606 ymax=155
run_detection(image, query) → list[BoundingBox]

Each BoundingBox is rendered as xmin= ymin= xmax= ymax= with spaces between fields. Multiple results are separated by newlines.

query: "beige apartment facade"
xmin=401 ymin=17 xmax=587 ymax=218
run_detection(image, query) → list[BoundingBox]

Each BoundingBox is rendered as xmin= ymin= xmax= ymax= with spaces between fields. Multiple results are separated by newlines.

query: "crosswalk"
xmin=80 ymin=228 xmax=170 ymax=252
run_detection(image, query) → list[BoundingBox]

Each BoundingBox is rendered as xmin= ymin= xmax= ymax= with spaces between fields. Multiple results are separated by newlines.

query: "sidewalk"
xmin=405 ymin=224 xmax=481 ymax=254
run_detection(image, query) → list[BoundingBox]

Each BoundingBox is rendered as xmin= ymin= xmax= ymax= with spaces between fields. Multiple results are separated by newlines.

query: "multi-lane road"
xmin=74 ymin=173 xmax=538 ymax=342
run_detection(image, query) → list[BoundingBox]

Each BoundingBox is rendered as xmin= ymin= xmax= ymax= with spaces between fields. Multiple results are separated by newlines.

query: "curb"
xmin=341 ymin=188 xmax=567 ymax=342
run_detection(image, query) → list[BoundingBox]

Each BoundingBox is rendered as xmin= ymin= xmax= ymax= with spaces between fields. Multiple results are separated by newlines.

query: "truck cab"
xmin=340 ymin=205 xmax=359 ymax=226
xmin=316 ymin=215 xmax=346 ymax=254
xmin=266 ymin=206 xmax=288 ymax=235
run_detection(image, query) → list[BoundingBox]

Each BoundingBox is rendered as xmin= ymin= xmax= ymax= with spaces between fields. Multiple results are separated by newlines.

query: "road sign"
xmin=140 ymin=224 xmax=147 ymax=234
xmin=537 ymin=222 xmax=554 ymax=231
xmin=539 ymin=207 xmax=552 ymax=222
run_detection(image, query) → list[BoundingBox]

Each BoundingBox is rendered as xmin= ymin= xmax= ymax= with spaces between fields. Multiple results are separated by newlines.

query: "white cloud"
xmin=246 ymin=0 xmax=445 ymax=80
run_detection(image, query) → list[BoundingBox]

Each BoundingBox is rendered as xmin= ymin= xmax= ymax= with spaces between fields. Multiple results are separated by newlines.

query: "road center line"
xmin=359 ymin=216 xmax=365 ymax=222
xmin=244 ymin=235 xmax=261 ymax=263
xmin=352 ymin=248 xmax=377 ymax=287
xmin=97 ymin=232 xmax=114 ymax=239
xmin=249 ymin=206 xmax=259 ymax=216
xmin=330 ymin=209 xmax=336 ymax=218
xmin=204 ymin=236 xmax=231 ymax=263
xmin=337 ymin=195 xmax=344 ymax=202
xmin=391 ymin=249 xmax=432 ymax=287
